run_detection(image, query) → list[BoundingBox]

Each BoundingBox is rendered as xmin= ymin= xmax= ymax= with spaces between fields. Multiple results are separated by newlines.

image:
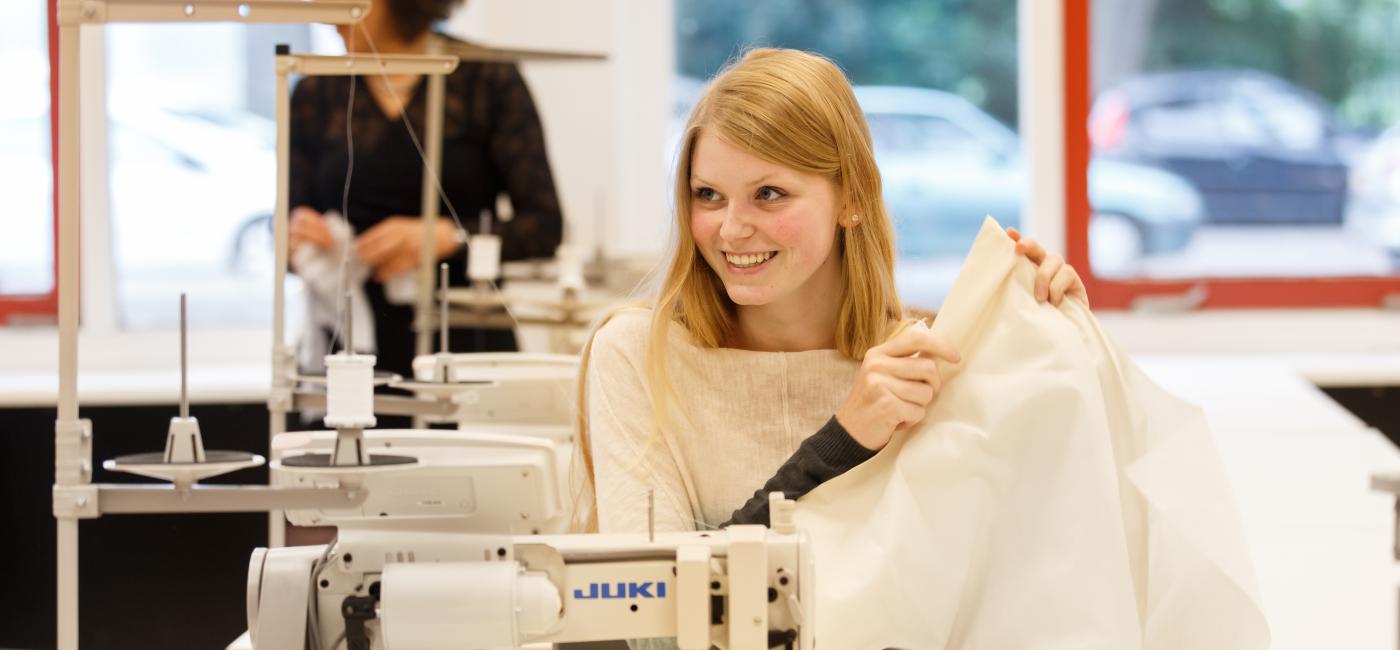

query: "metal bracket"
xmin=54 ymin=418 xmax=93 ymax=485
xmin=292 ymin=390 xmax=457 ymax=418
xmin=53 ymin=485 xmax=100 ymax=519
xmin=57 ymin=0 xmax=370 ymax=26
xmin=55 ymin=418 xmax=92 ymax=443
xmin=280 ymin=53 xmax=459 ymax=77
xmin=96 ymin=484 xmax=367 ymax=514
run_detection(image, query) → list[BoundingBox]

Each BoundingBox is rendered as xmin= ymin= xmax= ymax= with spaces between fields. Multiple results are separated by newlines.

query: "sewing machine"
xmin=248 ymin=428 xmax=813 ymax=649
xmin=242 ymin=324 xmax=814 ymax=650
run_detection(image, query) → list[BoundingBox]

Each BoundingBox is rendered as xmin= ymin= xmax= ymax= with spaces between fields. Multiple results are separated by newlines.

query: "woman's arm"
xmin=485 ymin=63 xmax=564 ymax=262
xmin=722 ymin=417 xmax=876 ymax=527
xmin=288 ymin=77 xmax=323 ymax=214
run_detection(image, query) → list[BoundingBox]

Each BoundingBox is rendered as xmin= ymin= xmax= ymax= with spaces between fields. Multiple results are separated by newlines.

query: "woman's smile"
xmin=724 ymin=250 xmax=779 ymax=273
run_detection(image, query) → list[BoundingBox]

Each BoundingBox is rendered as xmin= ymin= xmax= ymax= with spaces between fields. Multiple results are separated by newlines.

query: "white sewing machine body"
xmin=406 ymin=352 xmax=580 ymax=428
xmin=271 ymin=428 xmax=569 ymax=534
xmin=251 ymin=427 xmax=813 ymax=650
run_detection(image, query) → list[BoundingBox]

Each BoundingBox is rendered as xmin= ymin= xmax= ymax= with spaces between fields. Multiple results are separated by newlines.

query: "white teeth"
xmin=725 ymin=251 xmax=775 ymax=268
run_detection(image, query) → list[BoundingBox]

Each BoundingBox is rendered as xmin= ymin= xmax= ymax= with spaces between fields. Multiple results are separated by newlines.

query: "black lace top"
xmin=289 ymin=35 xmax=563 ymax=374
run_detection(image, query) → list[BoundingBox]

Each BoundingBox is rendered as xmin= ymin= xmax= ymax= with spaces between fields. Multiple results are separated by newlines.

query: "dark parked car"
xmin=1091 ymin=69 xmax=1369 ymax=224
xmin=856 ymin=86 xmax=1203 ymax=268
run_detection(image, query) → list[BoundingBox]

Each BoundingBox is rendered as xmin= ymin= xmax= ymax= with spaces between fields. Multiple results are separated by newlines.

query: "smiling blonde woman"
xmin=573 ymin=48 xmax=1086 ymax=539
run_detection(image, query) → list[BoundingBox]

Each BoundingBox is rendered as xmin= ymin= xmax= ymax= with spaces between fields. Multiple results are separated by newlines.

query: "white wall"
xmin=443 ymin=0 xmax=674 ymax=261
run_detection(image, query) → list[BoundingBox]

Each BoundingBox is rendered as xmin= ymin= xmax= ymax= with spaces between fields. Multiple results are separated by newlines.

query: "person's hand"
xmin=836 ymin=326 xmax=961 ymax=452
xmin=289 ymin=207 xmax=334 ymax=256
xmin=355 ymin=217 xmax=461 ymax=282
xmin=1006 ymin=227 xmax=1089 ymax=308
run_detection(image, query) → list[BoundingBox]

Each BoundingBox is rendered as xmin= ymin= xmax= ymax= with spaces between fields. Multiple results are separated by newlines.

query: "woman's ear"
xmin=836 ymin=202 xmax=856 ymax=228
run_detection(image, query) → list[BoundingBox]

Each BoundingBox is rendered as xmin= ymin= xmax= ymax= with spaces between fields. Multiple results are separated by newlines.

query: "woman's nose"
xmin=718 ymin=205 xmax=755 ymax=241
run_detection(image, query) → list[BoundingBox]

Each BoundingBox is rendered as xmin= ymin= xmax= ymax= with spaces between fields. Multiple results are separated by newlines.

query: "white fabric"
xmin=794 ymin=217 xmax=1269 ymax=649
xmin=293 ymin=211 xmax=376 ymax=370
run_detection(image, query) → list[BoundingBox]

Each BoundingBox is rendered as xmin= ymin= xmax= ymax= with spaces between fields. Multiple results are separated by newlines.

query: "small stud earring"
xmin=850 ymin=214 xmax=862 ymax=225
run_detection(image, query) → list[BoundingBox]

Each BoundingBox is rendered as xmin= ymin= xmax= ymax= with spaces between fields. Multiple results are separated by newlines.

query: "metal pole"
xmin=55 ymin=14 xmax=83 ymax=650
xmin=179 ymin=293 xmax=189 ymax=418
xmin=344 ymin=292 xmax=353 ymax=352
xmin=269 ymin=48 xmax=293 ymax=548
xmin=439 ymin=262 xmax=449 ymax=354
xmin=414 ymin=57 xmax=446 ymax=358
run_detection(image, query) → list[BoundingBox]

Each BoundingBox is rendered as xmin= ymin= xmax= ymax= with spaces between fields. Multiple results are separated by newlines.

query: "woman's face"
xmin=688 ymin=130 xmax=844 ymax=311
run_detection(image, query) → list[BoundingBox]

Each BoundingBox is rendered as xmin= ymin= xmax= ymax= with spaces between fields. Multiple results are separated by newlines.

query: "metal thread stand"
xmin=269 ymin=47 xmax=459 ymax=546
xmin=51 ymin=3 xmax=373 ymax=648
xmin=53 ymin=7 xmax=605 ymax=647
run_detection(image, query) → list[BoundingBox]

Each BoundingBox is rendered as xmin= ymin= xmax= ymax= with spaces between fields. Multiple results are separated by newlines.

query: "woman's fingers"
xmin=1035 ymin=254 xmax=1065 ymax=303
xmin=880 ymin=355 xmax=942 ymax=386
xmin=882 ymin=375 xmax=936 ymax=407
xmin=1049 ymin=266 xmax=1089 ymax=307
xmin=1014 ymin=235 xmax=1047 ymax=265
xmin=375 ymin=251 xmax=417 ymax=282
xmin=290 ymin=212 xmax=334 ymax=251
xmin=1048 ymin=265 xmax=1077 ymax=305
xmin=881 ymin=328 xmax=961 ymax=364
xmin=356 ymin=224 xmax=403 ymax=266
xmin=1007 ymin=232 xmax=1090 ymax=307
xmin=894 ymin=398 xmax=930 ymax=429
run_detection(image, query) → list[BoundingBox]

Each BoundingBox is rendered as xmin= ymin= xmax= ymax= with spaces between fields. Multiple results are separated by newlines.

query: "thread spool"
xmin=324 ymin=353 xmax=377 ymax=429
xmin=467 ymin=234 xmax=502 ymax=282
xmin=555 ymin=243 xmax=585 ymax=291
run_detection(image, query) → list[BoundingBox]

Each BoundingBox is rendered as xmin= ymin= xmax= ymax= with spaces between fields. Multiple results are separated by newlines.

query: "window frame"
xmin=1066 ymin=0 xmax=1400 ymax=309
xmin=0 ymin=0 xmax=61 ymax=325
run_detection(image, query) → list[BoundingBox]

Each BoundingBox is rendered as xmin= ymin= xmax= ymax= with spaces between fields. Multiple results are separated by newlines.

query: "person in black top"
xmin=288 ymin=0 xmax=563 ymax=378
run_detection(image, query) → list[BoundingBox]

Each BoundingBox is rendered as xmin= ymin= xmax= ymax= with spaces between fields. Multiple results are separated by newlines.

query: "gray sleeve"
xmin=723 ymin=417 xmax=876 ymax=527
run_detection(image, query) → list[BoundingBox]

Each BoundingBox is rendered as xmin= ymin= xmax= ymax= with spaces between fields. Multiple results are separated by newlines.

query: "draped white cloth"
xmin=794 ymin=217 xmax=1269 ymax=650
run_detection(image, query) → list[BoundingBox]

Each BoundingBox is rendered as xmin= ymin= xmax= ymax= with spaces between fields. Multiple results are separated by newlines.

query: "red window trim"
xmin=0 ymin=0 xmax=62 ymax=325
xmin=1066 ymin=0 xmax=1400 ymax=309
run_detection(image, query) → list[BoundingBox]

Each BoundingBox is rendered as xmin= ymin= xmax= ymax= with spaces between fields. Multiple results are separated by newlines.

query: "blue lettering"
xmin=573 ymin=581 xmax=670 ymax=600
xmin=573 ymin=583 xmax=599 ymax=599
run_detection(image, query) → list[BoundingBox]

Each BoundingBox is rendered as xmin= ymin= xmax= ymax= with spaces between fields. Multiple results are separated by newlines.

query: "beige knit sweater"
xmin=587 ymin=307 xmax=860 ymax=533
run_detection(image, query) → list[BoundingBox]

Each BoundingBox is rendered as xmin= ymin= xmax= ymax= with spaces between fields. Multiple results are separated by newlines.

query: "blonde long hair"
xmin=572 ymin=48 xmax=904 ymax=531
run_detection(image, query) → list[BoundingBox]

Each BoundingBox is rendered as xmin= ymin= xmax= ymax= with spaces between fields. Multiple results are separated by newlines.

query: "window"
xmin=1083 ymin=0 xmax=1400 ymax=290
xmin=674 ymin=0 xmax=1021 ymax=309
xmin=0 ymin=0 xmax=56 ymax=323
xmin=866 ymin=114 xmax=988 ymax=156
xmin=105 ymin=23 xmax=313 ymax=328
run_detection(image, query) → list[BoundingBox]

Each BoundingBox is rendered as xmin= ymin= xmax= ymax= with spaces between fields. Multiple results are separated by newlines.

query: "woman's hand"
xmin=836 ymin=326 xmax=961 ymax=452
xmin=289 ymin=207 xmax=334 ymax=256
xmin=1006 ymin=227 xmax=1089 ymax=308
xmin=355 ymin=217 xmax=461 ymax=282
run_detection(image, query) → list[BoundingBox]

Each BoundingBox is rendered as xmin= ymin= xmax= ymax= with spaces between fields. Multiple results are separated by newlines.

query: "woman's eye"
xmin=695 ymin=188 xmax=720 ymax=201
xmin=757 ymin=186 xmax=785 ymax=201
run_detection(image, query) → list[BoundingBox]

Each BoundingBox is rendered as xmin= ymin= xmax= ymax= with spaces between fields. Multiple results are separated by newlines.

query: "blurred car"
xmin=856 ymin=86 xmax=1204 ymax=269
xmin=107 ymin=105 xmax=275 ymax=275
xmin=1091 ymin=69 xmax=1369 ymax=224
xmin=669 ymin=79 xmax=1203 ymax=272
xmin=1344 ymin=123 xmax=1400 ymax=264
